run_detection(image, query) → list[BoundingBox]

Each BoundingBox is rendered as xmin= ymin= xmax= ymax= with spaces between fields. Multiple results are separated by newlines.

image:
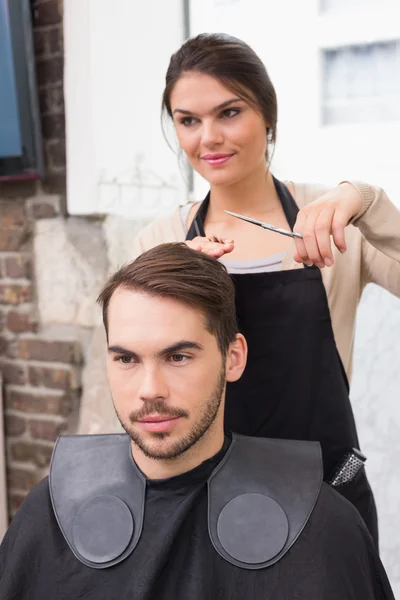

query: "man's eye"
xmin=170 ymin=354 xmax=189 ymax=363
xmin=116 ymin=355 xmax=133 ymax=365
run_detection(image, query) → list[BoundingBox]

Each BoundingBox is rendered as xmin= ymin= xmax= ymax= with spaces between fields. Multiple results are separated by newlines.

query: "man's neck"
xmin=131 ymin=427 xmax=225 ymax=480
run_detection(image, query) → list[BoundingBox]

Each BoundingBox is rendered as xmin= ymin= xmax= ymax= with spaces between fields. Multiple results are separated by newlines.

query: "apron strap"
xmin=185 ymin=192 xmax=210 ymax=241
xmin=272 ymin=176 xmax=300 ymax=231
xmin=272 ymin=178 xmax=317 ymax=270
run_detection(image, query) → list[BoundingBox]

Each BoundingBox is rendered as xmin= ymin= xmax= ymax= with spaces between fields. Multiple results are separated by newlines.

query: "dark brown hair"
xmin=97 ymin=243 xmax=238 ymax=356
xmin=162 ymin=33 xmax=278 ymax=152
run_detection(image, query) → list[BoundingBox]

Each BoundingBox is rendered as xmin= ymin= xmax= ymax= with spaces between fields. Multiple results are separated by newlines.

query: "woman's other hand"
xmin=293 ymin=183 xmax=363 ymax=268
xmin=185 ymin=236 xmax=234 ymax=258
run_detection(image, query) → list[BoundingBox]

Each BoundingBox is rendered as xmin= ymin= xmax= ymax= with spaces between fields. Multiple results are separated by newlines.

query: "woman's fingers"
xmin=294 ymin=205 xmax=349 ymax=267
xmin=331 ymin=209 xmax=348 ymax=253
xmin=293 ymin=186 xmax=356 ymax=266
xmin=314 ymin=208 xmax=335 ymax=266
xmin=185 ymin=237 xmax=234 ymax=258
xmin=300 ymin=210 xmax=327 ymax=268
xmin=294 ymin=207 xmax=337 ymax=268
xmin=293 ymin=212 xmax=313 ymax=266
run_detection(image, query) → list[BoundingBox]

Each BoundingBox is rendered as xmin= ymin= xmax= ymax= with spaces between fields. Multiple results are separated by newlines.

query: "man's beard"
xmin=115 ymin=366 xmax=226 ymax=461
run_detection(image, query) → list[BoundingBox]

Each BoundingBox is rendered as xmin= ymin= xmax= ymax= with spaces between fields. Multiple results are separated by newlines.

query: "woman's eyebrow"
xmin=173 ymin=97 xmax=243 ymax=116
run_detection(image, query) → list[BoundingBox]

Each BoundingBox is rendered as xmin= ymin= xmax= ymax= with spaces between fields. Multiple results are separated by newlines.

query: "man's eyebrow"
xmin=107 ymin=341 xmax=203 ymax=358
xmin=159 ymin=341 xmax=203 ymax=356
xmin=173 ymin=97 xmax=243 ymax=116
xmin=108 ymin=345 xmax=139 ymax=359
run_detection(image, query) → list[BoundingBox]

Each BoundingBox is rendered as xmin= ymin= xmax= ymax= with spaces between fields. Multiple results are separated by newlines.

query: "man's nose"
xmin=138 ymin=365 xmax=168 ymax=402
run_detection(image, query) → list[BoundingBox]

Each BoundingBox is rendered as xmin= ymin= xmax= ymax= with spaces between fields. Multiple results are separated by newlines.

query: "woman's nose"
xmin=201 ymin=119 xmax=224 ymax=148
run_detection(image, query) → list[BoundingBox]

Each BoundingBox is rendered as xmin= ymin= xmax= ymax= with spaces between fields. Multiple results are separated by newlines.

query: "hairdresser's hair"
xmin=162 ymin=33 xmax=278 ymax=151
xmin=97 ymin=243 xmax=238 ymax=356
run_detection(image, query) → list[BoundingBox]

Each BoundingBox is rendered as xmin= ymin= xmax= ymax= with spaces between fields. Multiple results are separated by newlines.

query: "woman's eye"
xmin=180 ymin=116 xmax=197 ymax=127
xmin=221 ymin=108 xmax=240 ymax=119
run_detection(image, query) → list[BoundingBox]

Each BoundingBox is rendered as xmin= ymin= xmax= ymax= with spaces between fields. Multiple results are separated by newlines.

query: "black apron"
xmin=186 ymin=177 xmax=378 ymax=545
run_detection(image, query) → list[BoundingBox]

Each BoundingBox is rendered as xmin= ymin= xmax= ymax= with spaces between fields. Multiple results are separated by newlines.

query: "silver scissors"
xmin=224 ymin=210 xmax=303 ymax=239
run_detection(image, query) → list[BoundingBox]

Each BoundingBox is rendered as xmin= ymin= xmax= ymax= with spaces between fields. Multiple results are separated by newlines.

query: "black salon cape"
xmin=0 ymin=443 xmax=394 ymax=600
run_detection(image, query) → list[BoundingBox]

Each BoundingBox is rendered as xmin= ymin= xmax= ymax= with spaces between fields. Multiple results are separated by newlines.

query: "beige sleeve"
xmin=300 ymin=180 xmax=400 ymax=295
xmin=347 ymin=182 xmax=400 ymax=264
xmin=296 ymin=179 xmax=400 ymax=258
xmin=131 ymin=210 xmax=185 ymax=258
xmin=131 ymin=226 xmax=150 ymax=258
xmin=361 ymin=237 xmax=400 ymax=297
xmin=343 ymin=182 xmax=400 ymax=296
xmin=293 ymin=180 xmax=400 ymax=296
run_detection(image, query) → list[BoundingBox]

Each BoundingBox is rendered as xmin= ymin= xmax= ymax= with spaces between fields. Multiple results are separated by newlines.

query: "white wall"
xmin=64 ymin=0 xmax=186 ymax=218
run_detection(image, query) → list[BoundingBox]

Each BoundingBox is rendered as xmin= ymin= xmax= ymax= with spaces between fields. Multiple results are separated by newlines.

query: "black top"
xmin=0 ymin=439 xmax=394 ymax=600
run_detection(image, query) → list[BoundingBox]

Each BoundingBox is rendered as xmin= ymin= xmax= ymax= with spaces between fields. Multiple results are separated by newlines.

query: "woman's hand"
xmin=293 ymin=183 xmax=363 ymax=268
xmin=185 ymin=236 xmax=234 ymax=258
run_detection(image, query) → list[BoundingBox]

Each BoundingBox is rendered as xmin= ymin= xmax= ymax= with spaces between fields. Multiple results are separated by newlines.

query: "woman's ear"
xmin=225 ymin=333 xmax=247 ymax=383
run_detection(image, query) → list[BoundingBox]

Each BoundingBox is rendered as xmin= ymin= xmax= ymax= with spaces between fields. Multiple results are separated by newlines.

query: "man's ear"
xmin=225 ymin=333 xmax=247 ymax=383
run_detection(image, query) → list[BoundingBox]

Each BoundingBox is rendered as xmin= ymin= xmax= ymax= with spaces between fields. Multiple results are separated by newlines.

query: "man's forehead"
xmin=108 ymin=288 xmax=197 ymax=319
xmin=107 ymin=288 xmax=211 ymax=338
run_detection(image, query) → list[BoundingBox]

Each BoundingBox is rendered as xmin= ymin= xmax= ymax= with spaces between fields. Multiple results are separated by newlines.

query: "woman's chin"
xmin=198 ymin=169 xmax=239 ymax=188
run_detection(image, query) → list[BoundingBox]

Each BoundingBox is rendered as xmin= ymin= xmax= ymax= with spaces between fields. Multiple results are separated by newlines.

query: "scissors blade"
xmin=224 ymin=210 xmax=303 ymax=239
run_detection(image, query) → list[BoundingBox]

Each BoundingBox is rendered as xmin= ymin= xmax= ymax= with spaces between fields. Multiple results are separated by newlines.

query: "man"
xmin=0 ymin=243 xmax=395 ymax=599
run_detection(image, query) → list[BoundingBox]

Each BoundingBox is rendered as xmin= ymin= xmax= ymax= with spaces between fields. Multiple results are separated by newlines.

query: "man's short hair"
xmin=97 ymin=243 xmax=238 ymax=356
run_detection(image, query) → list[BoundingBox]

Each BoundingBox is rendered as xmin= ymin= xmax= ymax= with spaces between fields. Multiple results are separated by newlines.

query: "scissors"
xmin=224 ymin=210 xmax=303 ymax=239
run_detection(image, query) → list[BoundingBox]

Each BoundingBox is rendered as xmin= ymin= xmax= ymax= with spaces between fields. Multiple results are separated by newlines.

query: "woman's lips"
xmin=137 ymin=416 xmax=182 ymax=433
xmin=201 ymin=154 xmax=234 ymax=166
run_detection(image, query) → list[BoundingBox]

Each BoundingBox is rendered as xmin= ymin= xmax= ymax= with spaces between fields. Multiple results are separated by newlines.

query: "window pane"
xmin=0 ymin=0 xmax=22 ymax=158
xmin=322 ymin=41 xmax=400 ymax=124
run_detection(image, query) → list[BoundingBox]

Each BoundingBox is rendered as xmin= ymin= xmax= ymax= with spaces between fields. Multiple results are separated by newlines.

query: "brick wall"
xmin=0 ymin=0 xmax=83 ymax=518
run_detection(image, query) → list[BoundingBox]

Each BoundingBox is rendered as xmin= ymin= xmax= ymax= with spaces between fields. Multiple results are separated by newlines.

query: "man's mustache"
xmin=129 ymin=399 xmax=189 ymax=423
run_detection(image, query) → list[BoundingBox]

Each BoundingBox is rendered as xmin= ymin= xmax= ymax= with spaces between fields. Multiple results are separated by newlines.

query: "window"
xmin=322 ymin=40 xmax=400 ymax=125
xmin=0 ymin=0 xmax=44 ymax=180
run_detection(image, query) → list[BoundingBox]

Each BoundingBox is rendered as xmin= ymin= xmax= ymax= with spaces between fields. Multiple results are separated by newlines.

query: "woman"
xmin=132 ymin=33 xmax=400 ymax=543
